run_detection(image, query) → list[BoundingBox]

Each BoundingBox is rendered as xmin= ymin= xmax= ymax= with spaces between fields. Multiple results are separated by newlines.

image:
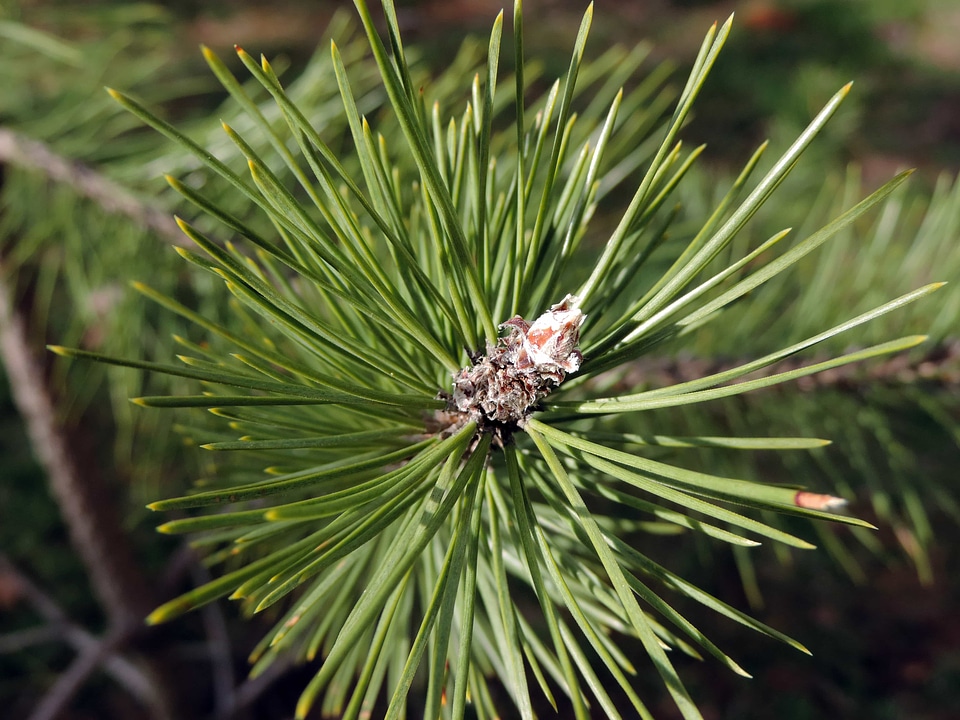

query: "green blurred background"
xmin=1 ymin=1 xmax=958 ymax=718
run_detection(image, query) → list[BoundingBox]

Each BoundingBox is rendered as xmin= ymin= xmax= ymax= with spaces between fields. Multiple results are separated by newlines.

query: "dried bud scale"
xmin=445 ymin=295 xmax=585 ymax=440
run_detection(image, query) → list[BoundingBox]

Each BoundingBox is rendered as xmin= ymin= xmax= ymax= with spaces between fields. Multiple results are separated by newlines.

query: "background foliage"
xmin=1 ymin=1 xmax=958 ymax=719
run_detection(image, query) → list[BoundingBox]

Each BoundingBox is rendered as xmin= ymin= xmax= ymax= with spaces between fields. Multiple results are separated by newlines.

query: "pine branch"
xmin=28 ymin=4 xmax=949 ymax=717
xmin=0 ymin=126 xmax=185 ymax=247
xmin=0 ymin=263 xmax=151 ymax=628
xmin=605 ymin=339 xmax=960 ymax=395
xmin=191 ymin=558 xmax=236 ymax=717
xmin=0 ymin=554 xmax=158 ymax=707
xmin=0 ymin=262 xmax=178 ymax=719
xmin=214 ymin=653 xmax=297 ymax=720
xmin=26 ymin=626 xmax=137 ymax=720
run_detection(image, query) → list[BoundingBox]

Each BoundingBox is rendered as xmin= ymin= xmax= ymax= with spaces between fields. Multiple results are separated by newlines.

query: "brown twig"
xmin=0 ymin=625 xmax=63 ymax=653
xmin=0 ymin=267 xmax=180 ymax=719
xmin=0 ymin=125 xmax=218 ymax=719
xmin=0 ymin=127 xmax=186 ymax=247
xmin=0 ymin=555 xmax=161 ymax=715
xmin=0 ymin=267 xmax=151 ymax=630
xmin=598 ymin=340 xmax=960 ymax=395
xmin=192 ymin=558 xmax=237 ymax=717
xmin=26 ymin=626 xmax=131 ymax=720
xmin=215 ymin=652 xmax=295 ymax=720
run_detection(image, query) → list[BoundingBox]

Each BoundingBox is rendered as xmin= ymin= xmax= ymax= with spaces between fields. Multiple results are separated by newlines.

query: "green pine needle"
xmin=48 ymin=2 xmax=946 ymax=718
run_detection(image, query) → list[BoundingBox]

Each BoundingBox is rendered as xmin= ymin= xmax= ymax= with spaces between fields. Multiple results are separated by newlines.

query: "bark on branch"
xmin=0 ymin=127 xmax=185 ymax=246
xmin=603 ymin=340 xmax=960 ymax=395
xmin=0 ymin=268 xmax=154 ymax=629
xmin=0 ymin=266 xmax=178 ymax=719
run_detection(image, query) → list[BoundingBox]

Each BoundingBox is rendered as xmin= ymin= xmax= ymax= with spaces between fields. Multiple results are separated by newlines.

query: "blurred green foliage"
xmin=0 ymin=1 xmax=958 ymax=718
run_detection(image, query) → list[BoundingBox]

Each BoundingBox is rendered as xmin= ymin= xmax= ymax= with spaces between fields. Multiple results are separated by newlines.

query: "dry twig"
xmin=0 ymin=127 xmax=185 ymax=246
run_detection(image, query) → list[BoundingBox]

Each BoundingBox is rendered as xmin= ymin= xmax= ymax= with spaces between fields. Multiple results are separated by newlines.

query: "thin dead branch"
xmin=192 ymin=559 xmax=236 ymax=717
xmin=0 ymin=266 xmax=151 ymax=630
xmin=26 ymin=626 xmax=130 ymax=720
xmin=215 ymin=652 xmax=296 ymax=720
xmin=600 ymin=340 xmax=960 ymax=395
xmin=0 ymin=554 xmax=163 ymax=716
xmin=0 ymin=127 xmax=185 ymax=247
xmin=0 ymin=265 xmax=180 ymax=719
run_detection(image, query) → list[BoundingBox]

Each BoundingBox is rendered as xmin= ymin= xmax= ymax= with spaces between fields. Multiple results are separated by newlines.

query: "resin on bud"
xmin=504 ymin=293 xmax=585 ymax=375
xmin=448 ymin=295 xmax=585 ymax=436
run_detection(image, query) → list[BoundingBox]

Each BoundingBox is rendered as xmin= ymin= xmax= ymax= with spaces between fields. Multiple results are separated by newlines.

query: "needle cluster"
xmin=53 ymin=2 xmax=944 ymax=719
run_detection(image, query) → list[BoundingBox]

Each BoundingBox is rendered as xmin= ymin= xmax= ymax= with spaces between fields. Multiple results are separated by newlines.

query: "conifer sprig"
xmin=51 ymin=2 xmax=944 ymax=718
